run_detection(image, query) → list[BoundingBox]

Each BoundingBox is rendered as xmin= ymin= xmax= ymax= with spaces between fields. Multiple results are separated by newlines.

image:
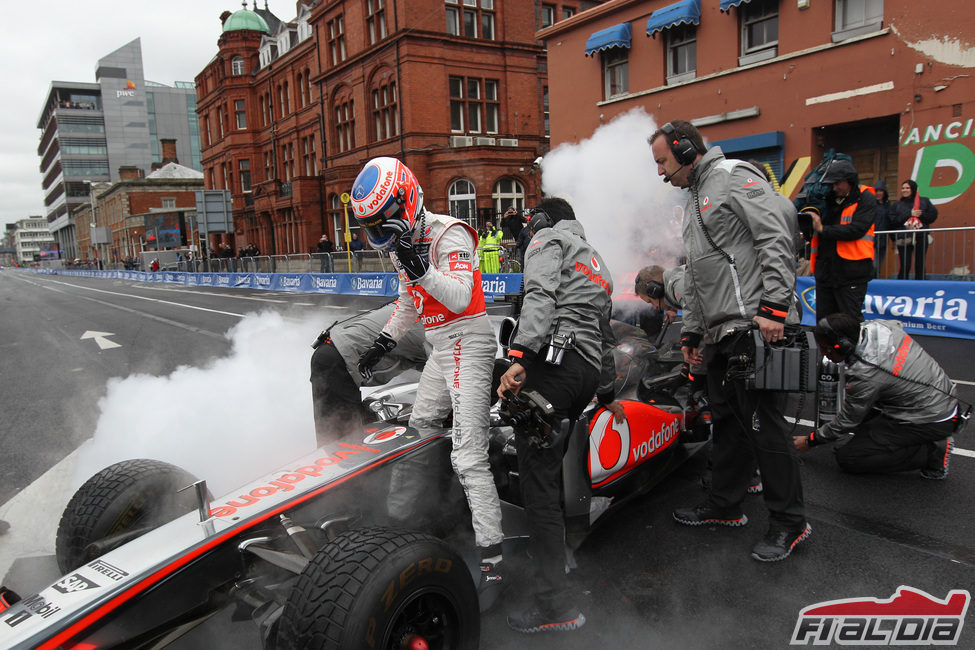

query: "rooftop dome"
xmin=222 ymin=8 xmax=271 ymax=35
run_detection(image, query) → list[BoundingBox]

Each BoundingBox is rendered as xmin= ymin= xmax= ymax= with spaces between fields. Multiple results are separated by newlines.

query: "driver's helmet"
xmin=350 ymin=157 xmax=424 ymax=251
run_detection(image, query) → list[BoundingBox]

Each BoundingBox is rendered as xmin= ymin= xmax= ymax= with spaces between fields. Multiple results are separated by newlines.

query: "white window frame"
xmin=235 ymin=99 xmax=247 ymax=129
xmin=492 ymin=178 xmax=525 ymax=215
xmin=603 ymin=48 xmax=629 ymax=99
xmin=666 ymin=24 xmax=697 ymax=85
xmin=449 ymin=179 xmax=477 ymax=226
xmin=739 ymin=0 xmax=778 ymax=66
xmin=231 ymin=56 xmax=245 ymax=75
xmin=833 ymin=0 xmax=884 ymax=42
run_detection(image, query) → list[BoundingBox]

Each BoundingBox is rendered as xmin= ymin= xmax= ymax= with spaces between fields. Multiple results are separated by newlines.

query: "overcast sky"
xmin=1 ymin=1 xmax=290 ymax=233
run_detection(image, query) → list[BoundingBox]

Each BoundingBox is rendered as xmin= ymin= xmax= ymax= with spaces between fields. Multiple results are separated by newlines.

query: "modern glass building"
xmin=37 ymin=38 xmax=202 ymax=256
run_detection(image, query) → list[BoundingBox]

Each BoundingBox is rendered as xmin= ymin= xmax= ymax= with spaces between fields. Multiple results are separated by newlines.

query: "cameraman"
xmin=796 ymin=313 xmax=962 ymax=478
xmin=497 ymin=197 xmax=622 ymax=634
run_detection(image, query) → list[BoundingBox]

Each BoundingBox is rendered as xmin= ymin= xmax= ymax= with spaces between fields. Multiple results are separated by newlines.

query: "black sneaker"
xmin=751 ymin=522 xmax=812 ymax=562
xmin=921 ymin=437 xmax=952 ymax=480
xmin=747 ymin=470 xmax=763 ymax=494
xmin=0 ymin=586 xmax=20 ymax=614
xmin=477 ymin=560 xmax=506 ymax=613
xmin=673 ymin=501 xmax=748 ymax=527
xmin=507 ymin=604 xmax=586 ymax=633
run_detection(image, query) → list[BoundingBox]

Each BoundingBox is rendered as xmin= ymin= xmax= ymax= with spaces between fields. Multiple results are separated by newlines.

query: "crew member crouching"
xmin=795 ymin=314 xmax=965 ymax=479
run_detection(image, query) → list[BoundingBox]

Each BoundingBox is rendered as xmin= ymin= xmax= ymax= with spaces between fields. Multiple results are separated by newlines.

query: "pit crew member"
xmin=796 ymin=314 xmax=964 ymax=478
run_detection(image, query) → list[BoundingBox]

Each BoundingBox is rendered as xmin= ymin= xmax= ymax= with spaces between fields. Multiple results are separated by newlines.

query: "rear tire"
xmin=55 ymin=459 xmax=200 ymax=573
xmin=275 ymin=527 xmax=479 ymax=650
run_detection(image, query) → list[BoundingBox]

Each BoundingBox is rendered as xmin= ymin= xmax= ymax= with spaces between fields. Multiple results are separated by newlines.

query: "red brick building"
xmin=540 ymin=0 xmax=975 ymax=238
xmin=71 ymin=157 xmax=203 ymax=263
xmin=196 ymin=0 xmax=600 ymax=255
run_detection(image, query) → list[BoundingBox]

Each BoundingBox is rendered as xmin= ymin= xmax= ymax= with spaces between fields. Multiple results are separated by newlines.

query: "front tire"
xmin=55 ymin=459 xmax=200 ymax=573
xmin=275 ymin=527 xmax=479 ymax=650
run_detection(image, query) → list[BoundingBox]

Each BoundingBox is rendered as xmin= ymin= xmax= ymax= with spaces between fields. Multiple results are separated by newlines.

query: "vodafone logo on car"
xmin=589 ymin=409 xmax=629 ymax=483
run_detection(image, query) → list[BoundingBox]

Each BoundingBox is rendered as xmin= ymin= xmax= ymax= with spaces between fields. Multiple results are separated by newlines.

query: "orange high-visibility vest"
xmin=810 ymin=185 xmax=876 ymax=272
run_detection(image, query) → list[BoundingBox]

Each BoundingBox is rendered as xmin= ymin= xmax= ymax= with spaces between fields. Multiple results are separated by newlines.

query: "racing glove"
xmin=357 ymin=333 xmax=397 ymax=380
xmin=394 ymin=233 xmax=429 ymax=281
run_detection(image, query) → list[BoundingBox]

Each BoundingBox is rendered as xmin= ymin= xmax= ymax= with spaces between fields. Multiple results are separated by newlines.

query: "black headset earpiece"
xmin=644 ymin=280 xmax=665 ymax=300
xmin=817 ymin=317 xmax=856 ymax=357
xmin=528 ymin=208 xmax=552 ymax=233
xmin=661 ymin=122 xmax=698 ymax=166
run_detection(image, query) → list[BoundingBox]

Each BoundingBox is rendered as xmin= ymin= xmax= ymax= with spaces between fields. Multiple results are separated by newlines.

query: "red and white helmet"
xmin=350 ymin=157 xmax=424 ymax=250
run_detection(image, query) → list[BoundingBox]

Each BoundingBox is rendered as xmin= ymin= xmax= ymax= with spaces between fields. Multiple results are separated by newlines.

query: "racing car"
xmin=0 ymin=321 xmax=710 ymax=650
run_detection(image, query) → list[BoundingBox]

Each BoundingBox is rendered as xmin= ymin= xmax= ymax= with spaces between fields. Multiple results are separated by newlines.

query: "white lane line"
xmin=44 ymin=279 xmax=245 ymax=318
xmin=140 ymin=285 xmax=287 ymax=303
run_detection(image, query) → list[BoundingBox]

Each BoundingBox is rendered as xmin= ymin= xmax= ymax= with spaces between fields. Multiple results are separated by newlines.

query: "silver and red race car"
xmin=0 ymin=323 xmax=709 ymax=650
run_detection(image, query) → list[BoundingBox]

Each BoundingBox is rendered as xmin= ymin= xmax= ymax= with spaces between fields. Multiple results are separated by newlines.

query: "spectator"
xmin=480 ymin=222 xmax=502 ymax=273
xmin=796 ymin=314 xmax=964 ymax=479
xmin=891 ymin=179 xmax=938 ymax=280
xmin=316 ymin=234 xmax=335 ymax=273
xmin=873 ymin=181 xmax=892 ymax=278
xmin=515 ymin=213 xmax=532 ymax=268
xmin=349 ymin=232 xmax=365 ymax=271
xmin=497 ymin=197 xmax=623 ymax=634
xmin=350 ymin=156 xmax=505 ymax=612
xmin=501 ymin=206 xmax=524 ymax=240
xmin=803 ymin=158 xmax=876 ymax=322
xmin=650 ymin=119 xmax=808 ymax=562
xmin=149 ymin=258 xmax=160 ymax=272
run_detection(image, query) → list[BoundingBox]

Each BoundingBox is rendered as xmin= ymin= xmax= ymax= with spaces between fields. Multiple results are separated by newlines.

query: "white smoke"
xmin=74 ymin=310 xmax=326 ymax=496
xmin=540 ymin=107 xmax=687 ymax=284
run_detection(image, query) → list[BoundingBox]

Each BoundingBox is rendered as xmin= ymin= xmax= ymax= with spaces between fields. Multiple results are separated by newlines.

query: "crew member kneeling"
xmin=796 ymin=314 xmax=965 ymax=479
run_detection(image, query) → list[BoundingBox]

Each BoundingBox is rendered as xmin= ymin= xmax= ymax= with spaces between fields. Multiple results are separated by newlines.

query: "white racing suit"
xmin=384 ymin=212 xmax=503 ymax=552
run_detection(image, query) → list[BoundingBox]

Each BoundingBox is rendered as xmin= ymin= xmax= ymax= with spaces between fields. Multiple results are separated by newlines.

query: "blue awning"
xmin=646 ymin=0 xmax=701 ymax=39
xmin=720 ymin=0 xmax=753 ymax=12
xmin=584 ymin=22 xmax=633 ymax=57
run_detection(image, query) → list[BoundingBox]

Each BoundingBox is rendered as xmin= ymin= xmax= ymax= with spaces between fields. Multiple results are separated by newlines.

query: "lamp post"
xmin=83 ymin=179 xmax=98 ymax=265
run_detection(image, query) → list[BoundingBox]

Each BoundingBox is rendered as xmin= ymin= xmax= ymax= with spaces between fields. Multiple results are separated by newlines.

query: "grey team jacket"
xmin=681 ymin=147 xmax=799 ymax=347
xmin=510 ymin=219 xmax=617 ymax=401
xmin=812 ymin=319 xmax=958 ymax=444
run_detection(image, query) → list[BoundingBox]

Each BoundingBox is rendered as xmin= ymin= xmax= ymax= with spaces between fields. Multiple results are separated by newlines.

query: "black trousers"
xmin=309 ymin=342 xmax=366 ymax=445
xmin=815 ymin=281 xmax=868 ymax=323
xmin=896 ymin=238 xmax=929 ymax=280
xmin=706 ymin=335 xmax=806 ymax=529
xmin=516 ymin=350 xmax=597 ymax=614
xmin=836 ymin=415 xmax=954 ymax=474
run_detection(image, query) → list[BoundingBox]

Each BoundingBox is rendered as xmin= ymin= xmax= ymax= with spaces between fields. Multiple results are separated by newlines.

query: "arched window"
xmin=448 ymin=179 xmax=477 ymax=226
xmin=492 ymin=178 xmax=525 ymax=215
xmin=334 ymin=92 xmax=355 ymax=153
xmin=231 ymin=56 xmax=246 ymax=75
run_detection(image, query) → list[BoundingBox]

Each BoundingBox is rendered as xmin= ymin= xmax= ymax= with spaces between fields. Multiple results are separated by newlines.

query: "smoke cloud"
xmin=540 ymin=108 xmax=687 ymax=283
xmin=74 ymin=310 xmax=327 ymax=495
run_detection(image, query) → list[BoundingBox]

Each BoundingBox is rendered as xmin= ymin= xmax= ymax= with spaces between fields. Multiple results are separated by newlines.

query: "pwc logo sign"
xmin=116 ymin=80 xmax=137 ymax=98
xmin=791 ymin=586 xmax=970 ymax=645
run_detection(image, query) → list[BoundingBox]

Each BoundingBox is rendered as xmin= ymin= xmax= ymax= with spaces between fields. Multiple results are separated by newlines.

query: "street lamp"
xmin=83 ymin=179 xmax=98 ymax=266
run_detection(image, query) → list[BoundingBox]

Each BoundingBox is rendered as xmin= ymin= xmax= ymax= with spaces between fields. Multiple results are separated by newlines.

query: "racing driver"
xmin=350 ymin=157 xmax=505 ymax=611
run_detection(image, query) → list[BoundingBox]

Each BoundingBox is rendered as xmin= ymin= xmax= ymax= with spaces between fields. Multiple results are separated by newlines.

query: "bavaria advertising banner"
xmin=797 ymin=277 xmax=975 ymax=339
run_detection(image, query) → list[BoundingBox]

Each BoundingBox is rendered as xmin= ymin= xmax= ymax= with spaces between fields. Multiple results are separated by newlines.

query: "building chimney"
xmin=119 ymin=166 xmax=144 ymax=180
xmin=160 ymin=138 xmax=178 ymax=165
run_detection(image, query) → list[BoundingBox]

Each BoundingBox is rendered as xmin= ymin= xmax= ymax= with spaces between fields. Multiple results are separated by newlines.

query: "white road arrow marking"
xmin=80 ymin=330 xmax=122 ymax=350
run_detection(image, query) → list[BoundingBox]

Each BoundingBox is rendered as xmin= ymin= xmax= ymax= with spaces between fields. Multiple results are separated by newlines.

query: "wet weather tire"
xmin=55 ymin=458 xmax=200 ymax=573
xmin=275 ymin=527 xmax=479 ymax=650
